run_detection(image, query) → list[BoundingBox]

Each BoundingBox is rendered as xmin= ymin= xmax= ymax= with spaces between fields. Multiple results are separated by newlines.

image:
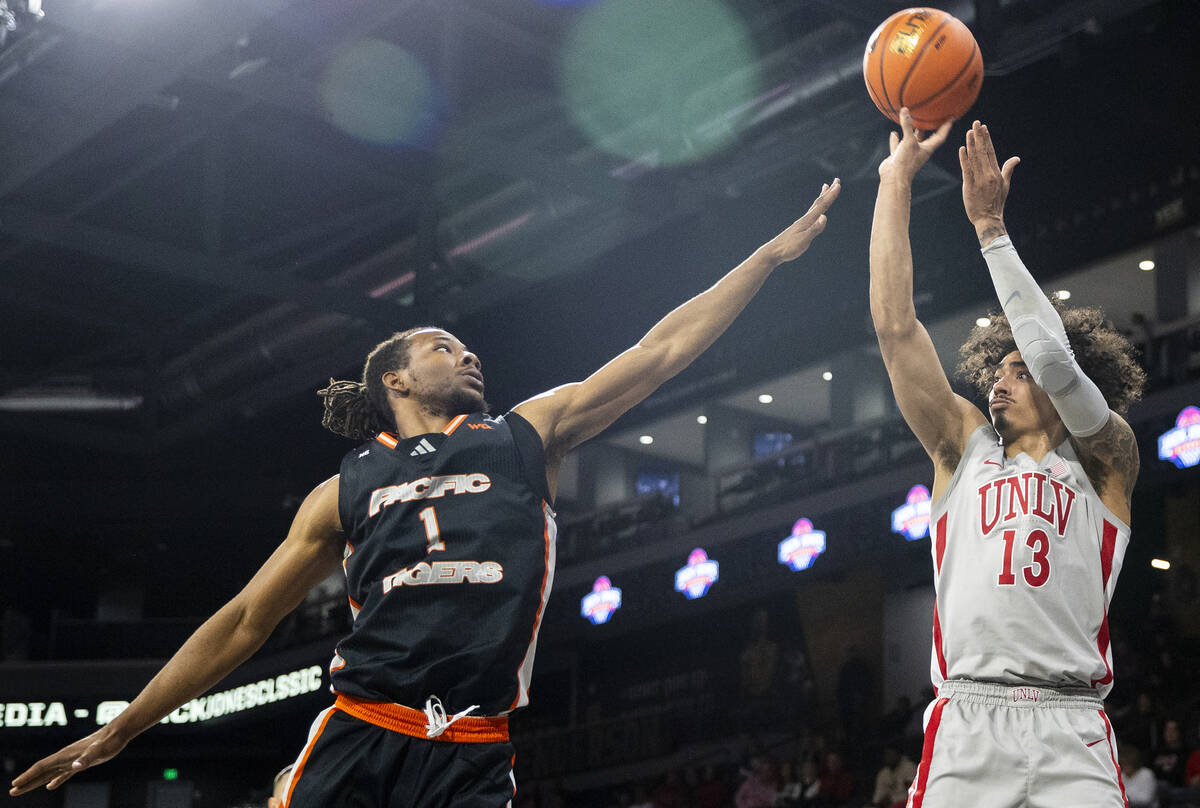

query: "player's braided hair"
xmin=957 ymin=299 xmax=1146 ymax=415
xmin=317 ymin=326 xmax=435 ymax=441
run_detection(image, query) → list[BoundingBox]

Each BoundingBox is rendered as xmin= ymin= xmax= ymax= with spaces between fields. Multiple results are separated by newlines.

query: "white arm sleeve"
xmin=982 ymin=235 xmax=1111 ymax=437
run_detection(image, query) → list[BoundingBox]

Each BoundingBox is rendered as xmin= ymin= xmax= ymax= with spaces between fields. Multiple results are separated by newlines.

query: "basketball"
xmin=863 ymin=7 xmax=983 ymax=130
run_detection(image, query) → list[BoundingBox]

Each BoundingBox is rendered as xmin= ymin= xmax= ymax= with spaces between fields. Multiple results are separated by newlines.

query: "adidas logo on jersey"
xmin=410 ymin=438 xmax=437 ymax=456
xmin=382 ymin=560 xmax=504 ymax=592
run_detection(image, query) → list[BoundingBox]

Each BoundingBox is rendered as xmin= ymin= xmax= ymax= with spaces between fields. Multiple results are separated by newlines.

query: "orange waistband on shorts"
xmin=334 ymin=693 xmax=509 ymax=743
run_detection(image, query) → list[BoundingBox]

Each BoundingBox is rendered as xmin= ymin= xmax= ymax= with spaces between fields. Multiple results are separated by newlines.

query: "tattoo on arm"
xmin=1076 ymin=416 xmax=1140 ymax=504
xmin=977 ymin=224 xmax=1007 ymax=246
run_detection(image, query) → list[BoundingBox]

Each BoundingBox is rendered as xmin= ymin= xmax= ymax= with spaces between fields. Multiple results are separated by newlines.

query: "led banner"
xmin=0 ymin=665 xmax=324 ymax=732
xmin=581 ymin=576 xmax=622 ymax=625
xmin=778 ymin=518 xmax=826 ymax=571
xmin=674 ymin=548 xmax=719 ymax=599
xmin=1159 ymin=406 xmax=1200 ymax=469
xmin=891 ymin=485 xmax=932 ymax=540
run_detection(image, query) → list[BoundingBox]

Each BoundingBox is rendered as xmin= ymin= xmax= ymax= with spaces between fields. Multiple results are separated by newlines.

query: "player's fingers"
xmin=888 ymin=130 xmax=899 ymax=154
xmin=958 ymin=145 xmax=970 ymax=180
xmin=45 ymin=770 xmax=75 ymax=791
xmin=924 ymin=119 xmax=954 ymax=150
xmin=980 ymin=123 xmax=998 ymax=165
xmin=1000 ymin=156 xmax=1021 ymax=186
xmin=899 ymin=107 xmax=914 ymax=139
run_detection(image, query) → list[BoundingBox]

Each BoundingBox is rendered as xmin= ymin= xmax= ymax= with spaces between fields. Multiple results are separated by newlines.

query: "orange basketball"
xmin=863 ymin=7 xmax=983 ymax=130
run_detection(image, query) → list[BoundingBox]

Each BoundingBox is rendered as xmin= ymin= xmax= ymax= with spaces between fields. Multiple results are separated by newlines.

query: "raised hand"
xmin=877 ymin=107 xmax=954 ymax=184
xmin=959 ymin=119 xmax=1020 ymax=244
xmin=9 ymin=726 xmax=128 ymax=796
xmin=762 ymin=178 xmax=841 ymax=265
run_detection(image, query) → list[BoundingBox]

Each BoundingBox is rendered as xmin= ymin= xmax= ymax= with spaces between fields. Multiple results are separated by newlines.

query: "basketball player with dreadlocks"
xmin=870 ymin=108 xmax=1145 ymax=808
xmin=11 ymin=181 xmax=841 ymax=804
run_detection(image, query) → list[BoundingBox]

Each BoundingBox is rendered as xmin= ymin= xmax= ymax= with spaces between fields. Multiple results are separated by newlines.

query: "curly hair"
xmin=957 ymin=299 xmax=1146 ymax=415
xmin=317 ymin=326 xmax=435 ymax=441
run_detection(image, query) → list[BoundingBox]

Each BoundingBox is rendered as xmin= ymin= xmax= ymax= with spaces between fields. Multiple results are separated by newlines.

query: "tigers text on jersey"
xmin=332 ymin=411 xmax=556 ymax=717
xmin=929 ymin=425 xmax=1129 ymax=697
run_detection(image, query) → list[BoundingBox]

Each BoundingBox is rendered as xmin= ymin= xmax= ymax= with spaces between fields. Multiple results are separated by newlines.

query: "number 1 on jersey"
xmin=419 ymin=506 xmax=445 ymax=553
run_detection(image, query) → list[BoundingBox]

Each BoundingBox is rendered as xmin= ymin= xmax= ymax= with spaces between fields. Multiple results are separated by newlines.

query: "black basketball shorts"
xmin=282 ymin=694 xmax=516 ymax=808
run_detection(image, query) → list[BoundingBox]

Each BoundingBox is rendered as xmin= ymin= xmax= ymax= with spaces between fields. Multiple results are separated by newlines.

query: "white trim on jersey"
xmin=508 ymin=502 xmax=557 ymax=712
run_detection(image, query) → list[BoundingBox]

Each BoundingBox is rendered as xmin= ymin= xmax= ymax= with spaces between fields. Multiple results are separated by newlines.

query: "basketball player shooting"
xmin=10 ymin=181 xmax=840 ymax=804
xmin=869 ymin=108 xmax=1145 ymax=807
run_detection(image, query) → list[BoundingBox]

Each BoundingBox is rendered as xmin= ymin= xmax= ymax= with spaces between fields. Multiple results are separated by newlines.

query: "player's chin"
xmin=447 ymin=388 xmax=489 ymax=416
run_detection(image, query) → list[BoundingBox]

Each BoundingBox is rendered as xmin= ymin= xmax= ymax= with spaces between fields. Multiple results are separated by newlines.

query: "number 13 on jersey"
xmin=997 ymin=528 xmax=1051 ymax=587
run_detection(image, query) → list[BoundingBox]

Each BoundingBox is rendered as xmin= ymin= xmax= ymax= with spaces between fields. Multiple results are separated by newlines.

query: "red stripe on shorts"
xmin=1099 ymin=710 xmax=1129 ymax=808
xmin=908 ymin=697 xmax=949 ymax=808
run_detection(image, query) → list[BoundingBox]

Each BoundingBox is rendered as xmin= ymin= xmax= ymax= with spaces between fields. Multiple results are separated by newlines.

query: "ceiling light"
xmin=757 ymin=394 xmax=773 ymax=404
xmin=976 ymin=317 xmax=991 ymax=327
xmin=1054 ymin=290 xmax=1071 ymax=301
xmin=639 ymin=435 xmax=653 ymax=445
xmin=696 ymin=415 xmax=707 ymax=425
xmin=1150 ymin=558 xmax=1170 ymax=571
xmin=821 ymin=371 xmax=833 ymax=381
xmin=1138 ymin=259 xmax=1155 ymax=271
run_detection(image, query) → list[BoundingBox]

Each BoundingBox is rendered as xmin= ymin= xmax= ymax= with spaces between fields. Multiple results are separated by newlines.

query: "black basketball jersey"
xmin=331 ymin=411 xmax=556 ymax=717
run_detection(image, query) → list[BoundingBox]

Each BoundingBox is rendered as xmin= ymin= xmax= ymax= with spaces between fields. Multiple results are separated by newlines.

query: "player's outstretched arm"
xmin=959 ymin=120 xmax=1138 ymax=514
xmin=514 ymin=179 xmax=840 ymax=470
xmin=870 ymin=108 xmax=984 ymax=474
xmin=9 ymin=477 xmax=344 ymax=797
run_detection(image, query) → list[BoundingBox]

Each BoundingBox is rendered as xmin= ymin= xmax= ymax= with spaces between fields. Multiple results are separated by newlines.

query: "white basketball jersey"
xmin=929 ymin=425 xmax=1129 ymax=698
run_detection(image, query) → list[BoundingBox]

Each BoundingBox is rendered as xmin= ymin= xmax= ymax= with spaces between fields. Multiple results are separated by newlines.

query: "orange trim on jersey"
xmin=442 ymin=414 xmax=468 ymax=435
xmin=376 ymin=432 xmax=398 ymax=449
xmin=334 ymin=693 xmax=509 ymax=743
xmin=284 ymin=707 xmax=336 ymax=807
xmin=907 ymin=697 xmax=948 ymax=808
xmin=347 ymin=595 xmax=363 ymax=612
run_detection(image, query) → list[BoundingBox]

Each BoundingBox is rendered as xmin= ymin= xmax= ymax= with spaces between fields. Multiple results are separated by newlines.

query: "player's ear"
xmin=382 ymin=369 xmax=411 ymax=398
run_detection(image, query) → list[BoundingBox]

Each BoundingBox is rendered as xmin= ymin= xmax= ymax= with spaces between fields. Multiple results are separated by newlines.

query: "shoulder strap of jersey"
xmin=500 ymin=411 xmax=552 ymax=505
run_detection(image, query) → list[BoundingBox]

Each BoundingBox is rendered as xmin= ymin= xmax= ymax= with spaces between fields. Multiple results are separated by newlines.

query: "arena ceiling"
xmin=1 ymin=0 xmax=1195 ymax=454
xmin=0 ymin=0 xmax=1197 ymax=623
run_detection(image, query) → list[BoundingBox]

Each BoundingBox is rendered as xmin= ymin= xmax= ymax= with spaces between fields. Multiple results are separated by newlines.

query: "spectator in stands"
xmin=267 ymin=764 xmax=293 ymax=808
xmin=735 ymin=756 xmax=780 ymax=808
xmin=818 ymin=752 xmax=854 ymax=806
xmin=1115 ymin=691 xmax=1162 ymax=755
xmin=878 ymin=696 xmax=914 ymax=744
xmin=694 ymin=764 xmax=729 ymax=808
xmin=1119 ymin=744 xmax=1159 ymax=808
xmin=1152 ymin=719 xmax=1192 ymax=788
xmin=866 ymin=745 xmax=916 ymax=808
xmin=835 ymin=647 xmax=873 ymax=744
xmin=740 ymin=609 xmax=780 ymax=715
xmin=1188 ymin=744 xmax=1200 ymax=787
xmin=776 ymin=757 xmax=821 ymax=806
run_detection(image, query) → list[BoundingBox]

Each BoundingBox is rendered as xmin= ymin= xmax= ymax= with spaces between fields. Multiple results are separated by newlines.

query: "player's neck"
xmin=999 ymin=424 xmax=1068 ymax=463
xmin=388 ymin=404 xmax=459 ymax=439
